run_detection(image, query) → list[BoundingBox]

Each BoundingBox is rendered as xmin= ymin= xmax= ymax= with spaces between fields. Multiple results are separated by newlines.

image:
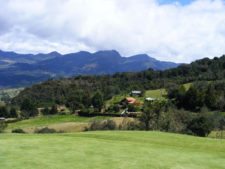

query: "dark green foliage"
xmin=34 ymin=127 xmax=62 ymax=134
xmin=49 ymin=105 xmax=58 ymax=115
xmin=41 ymin=107 xmax=50 ymax=115
xmin=139 ymin=100 xmax=165 ymax=130
xmin=0 ymin=121 xmax=7 ymax=133
xmin=9 ymin=107 xmax=18 ymax=118
xmin=12 ymin=128 xmax=26 ymax=134
xmin=88 ymin=120 xmax=117 ymax=131
xmin=187 ymin=115 xmax=214 ymax=137
xmin=20 ymin=99 xmax=38 ymax=118
xmin=92 ymin=91 xmax=104 ymax=112
xmin=0 ymin=106 xmax=8 ymax=118
xmin=169 ymin=81 xmax=225 ymax=112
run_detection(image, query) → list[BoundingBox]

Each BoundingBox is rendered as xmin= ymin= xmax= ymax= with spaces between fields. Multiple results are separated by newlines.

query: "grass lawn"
xmin=145 ymin=88 xmax=167 ymax=99
xmin=0 ymin=131 xmax=225 ymax=169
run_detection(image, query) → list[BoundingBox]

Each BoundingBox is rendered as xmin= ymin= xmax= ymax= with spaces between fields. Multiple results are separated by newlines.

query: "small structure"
xmin=145 ymin=97 xmax=156 ymax=102
xmin=0 ymin=117 xmax=6 ymax=121
xmin=130 ymin=90 xmax=142 ymax=97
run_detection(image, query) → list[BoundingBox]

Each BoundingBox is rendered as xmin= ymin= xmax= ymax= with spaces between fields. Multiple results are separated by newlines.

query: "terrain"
xmin=0 ymin=131 xmax=225 ymax=169
xmin=0 ymin=50 xmax=179 ymax=88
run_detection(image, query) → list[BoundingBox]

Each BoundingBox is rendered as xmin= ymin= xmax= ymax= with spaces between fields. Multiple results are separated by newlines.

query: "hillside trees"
xmin=0 ymin=120 xmax=7 ymax=133
xmin=20 ymin=99 xmax=38 ymax=118
xmin=140 ymin=101 xmax=165 ymax=130
xmin=92 ymin=91 xmax=104 ymax=112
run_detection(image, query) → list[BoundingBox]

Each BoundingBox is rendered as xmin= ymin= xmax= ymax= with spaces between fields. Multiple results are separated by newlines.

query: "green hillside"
xmin=0 ymin=131 xmax=224 ymax=169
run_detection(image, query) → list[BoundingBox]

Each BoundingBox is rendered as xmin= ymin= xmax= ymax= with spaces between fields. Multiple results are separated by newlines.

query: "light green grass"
xmin=6 ymin=115 xmax=108 ymax=131
xmin=209 ymin=131 xmax=225 ymax=139
xmin=0 ymin=131 xmax=225 ymax=169
xmin=145 ymin=88 xmax=167 ymax=99
xmin=183 ymin=82 xmax=192 ymax=90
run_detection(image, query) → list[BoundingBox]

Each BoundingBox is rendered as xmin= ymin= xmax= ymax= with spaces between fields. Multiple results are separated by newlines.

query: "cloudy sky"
xmin=0 ymin=0 xmax=224 ymax=63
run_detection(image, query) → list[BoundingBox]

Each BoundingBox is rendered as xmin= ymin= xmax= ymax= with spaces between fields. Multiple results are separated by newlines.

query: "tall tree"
xmin=92 ymin=91 xmax=104 ymax=112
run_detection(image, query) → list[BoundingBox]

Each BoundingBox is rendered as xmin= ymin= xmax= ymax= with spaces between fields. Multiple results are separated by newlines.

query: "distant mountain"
xmin=0 ymin=50 xmax=179 ymax=88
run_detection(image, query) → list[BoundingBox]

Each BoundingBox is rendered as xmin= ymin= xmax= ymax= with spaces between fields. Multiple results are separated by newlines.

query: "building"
xmin=130 ymin=90 xmax=142 ymax=97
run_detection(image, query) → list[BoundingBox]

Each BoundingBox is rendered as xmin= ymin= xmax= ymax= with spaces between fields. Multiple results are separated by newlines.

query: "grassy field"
xmin=145 ymin=88 xmax=167 ymax=99
xmin=0 ymin=131 xmax=224 ymax=169
xmin=6 ymin=115 xmax=110 ymax=133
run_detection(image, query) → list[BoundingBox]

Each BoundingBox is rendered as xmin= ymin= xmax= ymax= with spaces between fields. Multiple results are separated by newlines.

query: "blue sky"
xmin=0 ymin=0 xmax=224 ymax=63
xmin=158 ymin=0 xmax=194 ymax=5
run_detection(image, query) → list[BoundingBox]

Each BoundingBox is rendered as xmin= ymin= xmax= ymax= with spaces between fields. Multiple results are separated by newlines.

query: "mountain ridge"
xmin=0 ymin=49 xmax=179 ymax=88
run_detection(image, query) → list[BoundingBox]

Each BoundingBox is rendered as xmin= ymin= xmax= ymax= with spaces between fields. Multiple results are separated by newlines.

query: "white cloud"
xmin=0 ymin=0 xmax=224 ymax=62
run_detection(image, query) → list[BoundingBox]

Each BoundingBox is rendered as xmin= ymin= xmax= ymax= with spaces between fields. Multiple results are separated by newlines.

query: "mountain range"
xmin=0 ymin=50 xmax=179 ymax=88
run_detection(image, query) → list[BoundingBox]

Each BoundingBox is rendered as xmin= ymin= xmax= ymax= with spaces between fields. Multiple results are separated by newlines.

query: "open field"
xmin=145 ymin=88 xmax=166 ymax=99
xmin=6 ymin=115 xmax=110 ymax=133
xmin=0 ymin=131 xmax=225 ymax=169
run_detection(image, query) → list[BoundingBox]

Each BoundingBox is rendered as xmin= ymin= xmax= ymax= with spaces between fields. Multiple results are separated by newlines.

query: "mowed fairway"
xmin=0 ymin=131 xmax=225 ymax=169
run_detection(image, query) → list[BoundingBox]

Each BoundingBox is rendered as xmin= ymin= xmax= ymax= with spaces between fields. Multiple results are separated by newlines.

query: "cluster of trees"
xmin=167 ymin=81 xmax=225 ymax=112
xmin=140 ymin=101 xmax=223 ymax=137
xmin=0 ymin=106 xmax=18 ymax=118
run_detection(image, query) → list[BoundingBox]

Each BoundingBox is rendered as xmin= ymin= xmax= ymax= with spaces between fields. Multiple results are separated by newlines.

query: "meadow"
xmin=0 ymin=131 xmax=225 ymax=169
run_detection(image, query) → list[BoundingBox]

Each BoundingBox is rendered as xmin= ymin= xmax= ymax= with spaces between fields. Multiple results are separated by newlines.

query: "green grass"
xmin=183 ymin=82 xmax=192 ymax=90
xmin=0 ymin=131 xmax=225 ymax=169
xmin=209 ymin=131 xmax=225 ymax=139
xmin=6 ymin=115 xmax=109 ymax=132
xmin=145 ymin=88 xmax=167 ymax=99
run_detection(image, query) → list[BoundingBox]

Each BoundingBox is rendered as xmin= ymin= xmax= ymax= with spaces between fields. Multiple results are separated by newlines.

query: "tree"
xmin=20 ymin=99 xmax=38 ymax=118
xmin=41 ymin=107 xmax=50 ymax=115
xmin=49 ymin=105 xmax=58 ymax=115
xmin=92 ymin=91 xmax=104 ymax=112
xmin=139 ymin=101 xmax=164 ymax=130
xmin=9 ymin=107 xmax=18 ymax=118
xmin=0 ymin=106 xmax=9 ymax=118
xmin=187 ymin=115 xmax=213 ymax=137
xmin=217 ymin=117 xmax=225 ymax=139
xmin=0 ymin=120 xmax=7 ymax=133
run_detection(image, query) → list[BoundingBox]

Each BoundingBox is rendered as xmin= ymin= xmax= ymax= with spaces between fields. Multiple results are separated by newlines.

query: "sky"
xmin=0 ymin=0 xmax=224 ymax=63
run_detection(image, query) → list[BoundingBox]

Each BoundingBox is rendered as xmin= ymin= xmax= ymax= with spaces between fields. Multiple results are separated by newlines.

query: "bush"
xmin=119 ymin=118 xmax=141 ymax=130
xmin=88 ymin=119 xmax=117 ymax=131
xmin=12 ymin=128 xmax=26 ymax=134
xmin=34 ymin=127 xmax=63 ymax=134
xmin=0 ymin=121 xmax=7 ymax=133
xmin=187 ymin=116 xmax=214 ymax=137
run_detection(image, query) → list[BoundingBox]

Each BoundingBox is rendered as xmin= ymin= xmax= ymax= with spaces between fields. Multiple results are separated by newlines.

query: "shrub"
xmin=187 ymin=116 xmax=214 ymax=137
xmin=0 ymin=121 xmax=7 ymax=133
xmin=12 ymin=128 xmax=26 ymax=134
xmin=34 ymin=127 xmax=63 ymax=134
xmin=88 ymin=119 xmax=117 ymax=131
xmin=119 ymin=118 xmax=141 ymax=130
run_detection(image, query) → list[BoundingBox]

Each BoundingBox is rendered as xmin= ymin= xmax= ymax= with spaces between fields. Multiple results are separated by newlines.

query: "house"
xmin=130 ymin=90 xmax=142 ymax=97
xmin=123 ymin=97 xmax=137 ymax=104
xmin=120 ymin=97 xmax=136 ymax=106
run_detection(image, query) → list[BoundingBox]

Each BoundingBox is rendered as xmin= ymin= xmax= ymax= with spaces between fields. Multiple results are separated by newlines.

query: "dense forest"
xmin=13 ymin=55 xmax=225 ymax=108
